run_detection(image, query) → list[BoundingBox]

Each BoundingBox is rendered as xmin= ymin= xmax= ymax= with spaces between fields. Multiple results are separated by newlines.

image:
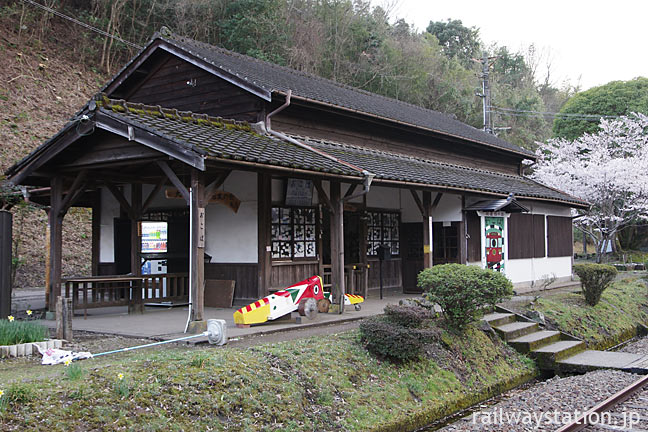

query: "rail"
xmin=555 ymin=374 xmax=648 ymax=431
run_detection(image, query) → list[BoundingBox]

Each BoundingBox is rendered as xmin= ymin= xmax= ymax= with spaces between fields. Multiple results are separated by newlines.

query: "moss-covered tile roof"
xmin=95 ymin=96 xmax=361 ymax=177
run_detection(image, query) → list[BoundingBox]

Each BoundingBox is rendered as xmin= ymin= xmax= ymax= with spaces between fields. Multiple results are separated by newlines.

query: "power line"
xmin=20 ymin=0 xmax=142 ymax=50
xmin=491 ymin=106 xmax=620 ymax=120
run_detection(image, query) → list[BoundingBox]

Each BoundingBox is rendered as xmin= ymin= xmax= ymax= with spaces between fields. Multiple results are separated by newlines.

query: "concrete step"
xmin=493 ymin=321 xmax=539 ymax=341
xmin=532 ymin=340 xmax=586 ymax=368
xmin=482 ymin=312 xmax=516 ymax=327
xmin=558 ymin=350 xmax=645 ymax=374
xmin=509 ymin=330 xmax=561 ymax=353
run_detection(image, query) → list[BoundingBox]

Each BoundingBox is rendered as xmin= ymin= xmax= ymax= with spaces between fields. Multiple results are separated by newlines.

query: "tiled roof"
xmin=94 ymin=97 xmax=361 ymax=177
xmin=296 ymin=136 xmax=587 ymax=207
xmin=129 ymin=30 xmax=535 ymax=158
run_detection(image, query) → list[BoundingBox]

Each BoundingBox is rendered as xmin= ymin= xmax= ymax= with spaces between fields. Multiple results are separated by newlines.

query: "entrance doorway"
xmin=401 ymin=222 xmax=423 ymax=293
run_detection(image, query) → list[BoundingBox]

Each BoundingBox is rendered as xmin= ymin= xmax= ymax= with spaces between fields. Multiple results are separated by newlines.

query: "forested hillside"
xmin=0 ymin=0 xmax=576 ymax=288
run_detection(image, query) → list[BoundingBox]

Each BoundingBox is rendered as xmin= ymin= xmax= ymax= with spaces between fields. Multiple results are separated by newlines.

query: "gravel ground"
xmin=438 ymin=370 xmax=639 ymax=431
xmin=618 ymin=336 xmax=648 ymax=355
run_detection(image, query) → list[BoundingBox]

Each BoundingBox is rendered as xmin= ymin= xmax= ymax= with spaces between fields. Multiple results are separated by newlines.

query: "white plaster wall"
xmin=507 ymin=257 xmax=572 ymax=284
xmin=205 ymin=171 xmax=258 ymax=263
xmin=431 ymin=194 xmax=462 ymax=221
xmin=366 ymin=185 xmax=400 ymax=209
xmin=99 ymin=187 xmax=121 ymax=262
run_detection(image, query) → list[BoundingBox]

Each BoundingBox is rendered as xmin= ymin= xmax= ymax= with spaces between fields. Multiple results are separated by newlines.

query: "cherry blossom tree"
xmin=533 ymin=113 xmax=648 ymax=262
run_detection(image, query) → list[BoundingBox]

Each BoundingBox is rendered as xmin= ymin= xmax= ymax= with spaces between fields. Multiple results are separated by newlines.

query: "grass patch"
xmin=0 ymin=324 xmax=536 ymax=431
xmin=526 ymin=277 xmax=648 ymax=349
xmin=0 ymin=319 xmax=48 ymax=345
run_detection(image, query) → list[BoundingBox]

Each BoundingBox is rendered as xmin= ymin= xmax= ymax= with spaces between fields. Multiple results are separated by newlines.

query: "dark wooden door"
xmin=433 ymin=222 xmax=460 ymax=264
xmin=401 ymin=222 xmax=423 ymax=293
xmin=167 ymin=215 xmax=189 ymax=273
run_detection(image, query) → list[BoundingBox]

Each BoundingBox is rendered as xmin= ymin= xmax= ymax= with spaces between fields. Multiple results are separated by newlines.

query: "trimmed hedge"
xmin=383 ymin=305 xmax=436 ymax=328
xmin=573 ymin=263 xmax=617 ymax=306
xmin=359 ymin=317 xmax=423 ymax=362
xmin=417 ymin=264 xmax=513 ymax=330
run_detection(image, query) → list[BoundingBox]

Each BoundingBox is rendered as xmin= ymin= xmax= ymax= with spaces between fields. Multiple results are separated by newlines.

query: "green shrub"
xmin=383 ymin=305 xmax=436 ymax=328
xmin=573 ymin=263 xmax=617 ymax=306
xmin=0 ymin=319 xmax=48 ymax=345
xmin=417 ymin=264 xmax=513 ymax=330
xmin=359 ymin=317 xmax=423 ymax=362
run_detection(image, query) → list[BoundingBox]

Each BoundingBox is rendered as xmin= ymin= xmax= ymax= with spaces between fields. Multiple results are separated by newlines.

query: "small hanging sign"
xmin=285 ymin=178 xmax=313 ymax=206
xmin=198 ymin=208 xmax=205 ymax=248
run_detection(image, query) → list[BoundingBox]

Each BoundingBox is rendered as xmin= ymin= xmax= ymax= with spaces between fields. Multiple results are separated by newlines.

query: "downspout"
xmin=184 ymin=187 xmax=194 ymax=333
xmin=263 ymin=90 xmax=374 ymax=193
xmin=264 ymin=91 xmax=375 ymax=313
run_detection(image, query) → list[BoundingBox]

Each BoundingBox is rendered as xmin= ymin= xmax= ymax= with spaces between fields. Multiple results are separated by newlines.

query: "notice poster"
xmin=141 ymin=221 xmax=168 ymax=253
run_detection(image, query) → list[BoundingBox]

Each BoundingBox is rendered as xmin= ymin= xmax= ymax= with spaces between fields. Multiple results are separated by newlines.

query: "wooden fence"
xmin=63 ymin=273 xmax=188 ymax=318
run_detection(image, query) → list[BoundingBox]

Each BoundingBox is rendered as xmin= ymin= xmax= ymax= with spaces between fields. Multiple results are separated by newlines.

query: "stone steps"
xmin=484 ymin=308 xmax=648 ymax=373
xmin=509 ymin=330 xmax=561 ymax=353
xmin=492 ymin=321 xmax=539 ymax=341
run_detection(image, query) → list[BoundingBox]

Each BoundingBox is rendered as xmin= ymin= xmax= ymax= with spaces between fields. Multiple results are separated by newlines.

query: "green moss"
xmin=527 ymin=277 xmax=648 ymax=350
xmin=0 ymin=326 xmax=536 ymax=431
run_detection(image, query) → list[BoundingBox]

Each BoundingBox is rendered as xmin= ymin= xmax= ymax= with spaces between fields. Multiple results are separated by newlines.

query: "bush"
xmin=0 ymin=320 xmax=48 ymax=345
xmin=573 ymin=263 xmax=617 ymax=306
xmin=417 ymin=264 xmax=513 ymax=330
xmin=383 ymin=305 xmax=436 ymax=328
xmin=359 ymin=317 xmax=423 ymax=362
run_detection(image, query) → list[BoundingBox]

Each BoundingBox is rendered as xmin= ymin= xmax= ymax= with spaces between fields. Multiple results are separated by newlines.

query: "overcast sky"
xmin=381 ymin=0 xmax=647 ymax=90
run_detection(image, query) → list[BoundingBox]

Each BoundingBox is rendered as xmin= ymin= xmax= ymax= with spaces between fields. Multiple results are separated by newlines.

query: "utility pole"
xmin=474 ymin=52 xmax=498 ymax=134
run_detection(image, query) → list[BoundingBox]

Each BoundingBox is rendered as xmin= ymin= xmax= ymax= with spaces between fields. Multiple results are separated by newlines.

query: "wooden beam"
xmin=314 ymin=180 xmax=332 ymax=210
xmin=59 ymin=170 xmax=87 ymax=216
xmin=409 ymin=189 xmax=425 ymax=217
xmin=48 ymin=176 xmax=64 ymax=313
xmin=423 ymin=191 xmax=433 ymax=269
xmin=257 ymin=172 xmax=272 ymax=297
xmin=91 ymin=191 xmax=101 ymax=276
xmin=190 ymin=169 xmax=205 ymax=324
xmin=344 ymin=183 xmax=358 ymax=199
xmin=129 ymin=183 xmax=143 ymax=314
xmin=432 ymin=192 xmax=443 ymax=209
xmin=204 ymin=170 xmax=231 ymax=202
xmin=105 ymin=182 xmax=134 ymax=218
xmin=141 ymin=176 xmax=166 ymax=214
xmin=330 ymin=181 xmax=345 ymax=313
xmin=157 ymin=161 xmax=189 ymax=204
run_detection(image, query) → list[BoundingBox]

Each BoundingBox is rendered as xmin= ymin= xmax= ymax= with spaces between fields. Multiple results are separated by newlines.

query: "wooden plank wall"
xmin=128 ymin=55 xmax=263 ymax=122
xmin=547 ymin=216 xmax=573 ymax=257
xmin=205 ymin=263 xmax=258 ymax=301
xmin=272 ymin=108 xmax=523 ymax=175
xmin=367 ymin=258 xmax=402 ymax=289
xmin=270 ymin=262 xmax=320 ymax=290
xmin=466 ymin=211 xmax=481 ymax=262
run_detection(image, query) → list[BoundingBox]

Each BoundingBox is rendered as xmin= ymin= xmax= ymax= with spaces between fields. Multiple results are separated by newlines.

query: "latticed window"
xmin=366 ymin=211 xmax=400 ymax=256
xmin=271 ymin=207 xmax=317 ymax=259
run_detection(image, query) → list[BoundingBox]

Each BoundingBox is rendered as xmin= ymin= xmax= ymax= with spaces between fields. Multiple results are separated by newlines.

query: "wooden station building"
xmin=6 ymin=29 xmax=587 ymax=329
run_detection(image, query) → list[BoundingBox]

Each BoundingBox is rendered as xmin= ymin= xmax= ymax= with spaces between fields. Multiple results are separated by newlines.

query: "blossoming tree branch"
xmin=533 ymin=113 xmax=648 ymax=262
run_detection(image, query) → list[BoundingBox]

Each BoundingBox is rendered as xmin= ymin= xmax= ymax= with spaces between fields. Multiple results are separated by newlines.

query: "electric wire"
xmin=20 ymin=0 xmax=142 ymax=50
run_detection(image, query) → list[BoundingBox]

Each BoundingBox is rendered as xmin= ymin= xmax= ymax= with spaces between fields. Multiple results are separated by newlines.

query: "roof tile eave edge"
xmin=372 ymin=178 xmax=587 ymax=208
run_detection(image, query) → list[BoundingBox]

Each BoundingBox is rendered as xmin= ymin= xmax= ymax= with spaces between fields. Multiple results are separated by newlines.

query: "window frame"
xmin=271 ymin=205 xmax=319 ymax=262
xmin=365 ymin=209 xmax=401 ymax=258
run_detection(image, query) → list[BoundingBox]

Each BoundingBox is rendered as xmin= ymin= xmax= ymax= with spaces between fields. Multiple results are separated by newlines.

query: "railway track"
xmin=556 ymin=374 xmax=648 ymax=431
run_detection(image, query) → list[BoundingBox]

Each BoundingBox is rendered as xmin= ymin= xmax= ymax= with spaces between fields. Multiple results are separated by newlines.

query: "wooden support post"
xmin=56 ymin=296 xmax=73 ymax=340
xmin=330 ymin=181 xmax=345 ymax=313
xmin=129 ymin=183 xmax=143 ymax=314
xmin=0 ymin=211 xmax=12 ymax=319
xmin=48 ymin=177 xmax=64 ymax=313
xmin=422 ymin=191 xmax=433 ymax=269
xmin=257 ymin=172 xmax=272 ymax=297
xmin=188 ymin=169 xmax=206 ymax=332
xmin=460 ymin=196 xmax=468 ymax=264
xmin=91 ymin=191 xmax=101 ymax=276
